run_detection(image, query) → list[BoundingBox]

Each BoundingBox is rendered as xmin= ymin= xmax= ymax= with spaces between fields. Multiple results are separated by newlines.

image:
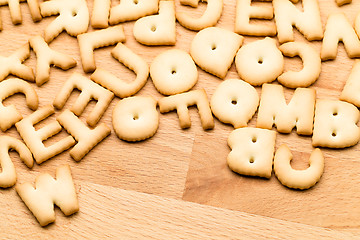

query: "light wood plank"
xmin=1 ymin=181 xmax=357 ymax=239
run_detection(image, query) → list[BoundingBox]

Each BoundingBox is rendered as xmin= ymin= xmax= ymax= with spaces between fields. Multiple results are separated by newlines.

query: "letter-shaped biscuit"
xmin=321 ymin=13 xmax=360 ymax=60
xmin=0 ymin=0 xmax=42 ymax=25
xmin=29 ymin=35 xmax=77 ymax=86
xmin=312 ymin=100 xmax=360 ymax=148
xmin=227 ymin=127 xmax=276 ymax=179
xmin=133 ymin=1 xmax=176 ymax=46
xmin=109 ymin=0 xmax=159 ymax=25
xmin=27 ymin=0 xmax=42 ymax=22
xmin=40 ymin=0 xmax=89 ymax=43
xmin=53 ymin=73 xmax=114 ymax=127
xmin=210 ymin=79 xmax=259 ymax=128
xmin=336 ymin=0 xmax=351 ymax=6
xmin=278 ymin=42 xmax=321 ymax=88
xmin=91 ymin=0 xmax=111 ymax=28
xmin=15 ymin=105 xmax=76 ymax=164
xmin=150 ymin=49 xmax=198 ymax=95
xmin=176 ymin=0 xmax=223 ymax=31
xmin=235 ymin=0 xmax=276 ymax=36
xmin=257 ymin=84 xmax=315 ymax=135
xmin=91 ymin=43 xmax=149 ymax=98
xmin=273 ymin=0 xmax=323 ymax=43
xmin=0 ymin=78 xmax=38 ymax=131
xmin=77 ymin=26 xmax=126 ymax=73
xmin=235 ymin=37 xmax=284 ymax=86
xmin=0 ymin=0 xmax=22 ymax=24
xmin=158 ymin=89 xmax=214 ymax=130
xmin=57 ymin=110 xmax=111 ymax=161
xmin=112 ymin=96 xmax=159 ymax=142
xmin=341 ymin=60 xmax=360 ymax=106
xmin=0 ymin=43 xmax=34 ymax=82
xmin=0 ymin=136 xmax=33 ymax=188
xmin=190 ymin=27 xmax=243 ymax=79
xmin=16 ymin=165 xmax=79 ymax=227
xmin=274 ymin=145 xmax=324 ymax=190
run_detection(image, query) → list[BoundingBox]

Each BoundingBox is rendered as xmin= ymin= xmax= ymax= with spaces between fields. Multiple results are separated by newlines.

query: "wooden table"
xmin=1 ymin=0 xmax=360 ymax=238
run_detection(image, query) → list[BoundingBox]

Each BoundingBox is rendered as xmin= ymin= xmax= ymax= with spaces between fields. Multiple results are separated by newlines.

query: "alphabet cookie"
xmin=91 ymin=43 xmax=149 ymax=98
xmin=0 ymin=78 xmax=38 ymax=132
xmin=273 ymin=0 xmax=323 ymax=43
xmin=77 ymin=26 xmax=126 ymax=73
xmin=235 ymin=37 xmax=283 ymax=86
xmin=0 ymin=0 xmax=22 ymax=25
xmin=336 ymin=0 xmax=351 ymax=6
xmin=158 ymin=89 xmax=214 ymax=130
xmin=40 ymin=0 xmax=89 ymax=43
xmin=274 ymin=145 xmax=324 ymax=190
xmin=57 ymin=110 xmax=111 ymax=161
xmin=53 ymin=73 xmax=114 ymax=127
xmin=321 ymin=13 xmax=360 ymax=60
xmin=227 ymin=127 xmax=276 ymax=179
xmin=278 ymin=41 xmax=321 ymax=88
xmin=27 ymin=0 xmax=42 ymax=22
xmin=190 ymin=27 xmax=243 ymax=79
xmin=112 ymin=96 xmax=159 ymax=142
xmin=150 ymin=49 xmax=198 ymax=95
xmin=312 ymin=99 xmax=360 ymax=148
xmin=0 ymin=43 xmax=34 ymax=82
xmin=176 ymin=0 xmax=223 ymax=31
xmin=91 ymin=0 xmax=111 ymax=29
xmin=210 ymin=79 xmax=259 ymax=128
xmin=109 ymin=0 xmax=159 ymax=25
xmin=341 ymin=60 xmax=360 ymax=107
xmin=257 ymin=84 xmax=315 ymax=135
xmin=16 ymin=165 xmax=79 ymax=227
xmin=0 ymin=136 xmax=33 ymax=188
xmin=133 ymin=0 xmax=176 ymax=46
xmin=29 ymin=35 xmax=77 ymax=86
xmin=15 ymin=105 xmax=76 ymax=164
xmin=235 ymin=0 xmax=276 ymax=36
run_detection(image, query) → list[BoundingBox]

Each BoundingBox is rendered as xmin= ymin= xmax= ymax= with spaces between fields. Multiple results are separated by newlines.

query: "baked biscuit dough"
xmin=176 ymin=0 xmax=223 ymax=31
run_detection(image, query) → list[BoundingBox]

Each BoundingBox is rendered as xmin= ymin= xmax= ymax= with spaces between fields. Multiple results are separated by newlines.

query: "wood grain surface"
xmin=0 ymin=0 xmax=360 ymax=238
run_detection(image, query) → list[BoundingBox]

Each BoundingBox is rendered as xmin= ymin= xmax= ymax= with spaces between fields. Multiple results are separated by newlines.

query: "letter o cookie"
xmin=210 ymin=79 xmax=259 ymax=128
xmin=112 ymin=96 xmax=159 ymax=142
xmin=150 ymin=49 xmax=198 ymax=95
xmin=235 ymin=37 xmax=284 ymax=86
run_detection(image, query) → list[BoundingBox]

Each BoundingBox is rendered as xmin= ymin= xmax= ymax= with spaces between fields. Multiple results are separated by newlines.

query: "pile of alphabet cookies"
xmin=0 ymin=0 xmax=359 ymax=227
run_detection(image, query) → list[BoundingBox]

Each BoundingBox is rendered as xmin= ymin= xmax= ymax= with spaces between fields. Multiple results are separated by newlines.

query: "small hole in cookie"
xmin=252 ymin=137 xmax=257 ymax=143
xmin=333 ymin=111 xmax=338 ymax=116
xmin=151 ymin=26 xmax=157 ymax=32
xmin=133 ymin=115 xmax=139 ymax=120
xmin=171 ymin=69 xmax=176 ymax=75
xmin=133 ymin=0 xmax=139 ymax=4
xmin=72 ymin=11 xmax=77 ymax=17
xmin=332 ymin=131 xmax=336 ymax=137
xmin=249 ymin=157 xmax=255 ymax=164
xmin=258 ymin=59 xmax=263 ymax=64
xmin=231 ymin=100 xmax=237 ymax=105
xmin=211 ymin=44 xmax=216 ymax=50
